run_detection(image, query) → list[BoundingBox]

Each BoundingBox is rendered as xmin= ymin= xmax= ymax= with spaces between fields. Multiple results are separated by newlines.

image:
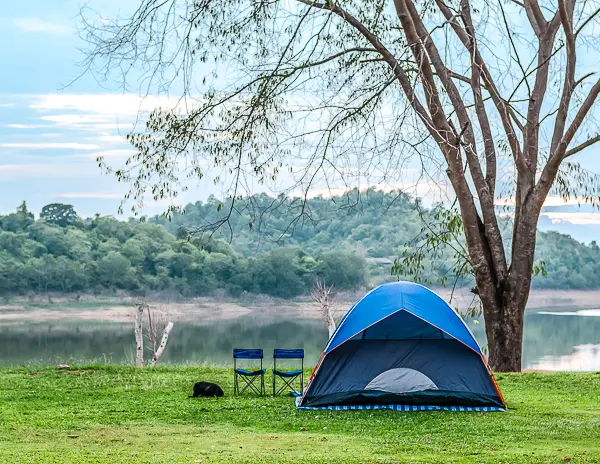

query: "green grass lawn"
xmin=1 ymin=366 xmax=599 ymax=463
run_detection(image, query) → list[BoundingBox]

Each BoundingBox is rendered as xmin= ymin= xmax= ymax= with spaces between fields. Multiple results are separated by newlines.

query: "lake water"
xmin=1 ymin=309 xmax=599 ymax=370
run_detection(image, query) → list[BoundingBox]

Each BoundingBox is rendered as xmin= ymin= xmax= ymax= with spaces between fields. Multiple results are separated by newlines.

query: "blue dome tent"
xmin=297 ymin=282 xmax=505 ymax=411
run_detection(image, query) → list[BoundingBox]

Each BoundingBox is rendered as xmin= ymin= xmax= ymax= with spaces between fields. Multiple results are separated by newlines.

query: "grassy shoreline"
xmin=1 ymin=366 xmax=600 ymax=463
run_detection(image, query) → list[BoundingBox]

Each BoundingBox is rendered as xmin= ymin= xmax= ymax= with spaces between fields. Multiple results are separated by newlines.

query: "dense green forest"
xmin=1 ymin=191 xmax=600 ymax=298
xmin=0 ymin=202 xmax=364 ymax=298
xmin=154 ymin=190 xmax=600 ymax=290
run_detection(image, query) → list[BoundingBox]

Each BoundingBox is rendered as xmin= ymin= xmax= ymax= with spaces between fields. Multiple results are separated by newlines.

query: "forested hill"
xmin=154 ymin=190 xmax=424 ymax=258
xmin=0 ymin=192 xmax=599 ymax=299
xmin=153 ymin=190 xmax=600 ymax=290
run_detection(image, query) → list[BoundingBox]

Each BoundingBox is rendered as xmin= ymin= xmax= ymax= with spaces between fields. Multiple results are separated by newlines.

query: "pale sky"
xmin=0 ymin=0 xmax=197 ymax=218
xmin=1 ymin=0 xmax=600 ymax=242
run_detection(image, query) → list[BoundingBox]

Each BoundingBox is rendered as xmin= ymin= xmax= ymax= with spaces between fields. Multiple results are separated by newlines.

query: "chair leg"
xmin=273 ymin=374 xmax=302 ymax=397
xmin=239 ymin=375 xmax=258 ymax=395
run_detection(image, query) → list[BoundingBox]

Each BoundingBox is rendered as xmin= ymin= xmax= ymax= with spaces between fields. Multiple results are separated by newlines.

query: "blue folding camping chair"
xmin=233 ymin=349 xmax=266 ymax=396
xmin=272 ymin=349 xmax=304 ymax=397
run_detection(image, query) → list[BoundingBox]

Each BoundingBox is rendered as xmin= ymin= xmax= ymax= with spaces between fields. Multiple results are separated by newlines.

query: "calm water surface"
xmin=1 ymin=310 xmax=599 ymax=370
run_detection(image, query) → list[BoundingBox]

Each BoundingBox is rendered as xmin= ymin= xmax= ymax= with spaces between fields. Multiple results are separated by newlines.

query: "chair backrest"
xmin=233 ymin=349 xmax=263 ymax=359
xmin=273 ymin=349 xmax=304 ymax=359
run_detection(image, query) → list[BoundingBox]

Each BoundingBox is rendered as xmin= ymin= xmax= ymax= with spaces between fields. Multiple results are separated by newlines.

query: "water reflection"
xmin=0 ymin=309 xmax=599 ymax=370
xmin=529 ymin=345 xmax=600 ymax=371
xmin=0 ymin=317 xmax=328 ymax=366
xmin=538 ymin=309 xmax=600 ymax=317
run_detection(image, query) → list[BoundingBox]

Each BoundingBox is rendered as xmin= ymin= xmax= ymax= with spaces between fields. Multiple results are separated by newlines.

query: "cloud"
xmin=290 ymin=180 xmax=449 ymax=204
xmin=71 ymin=149 xmax=138 ymax=159
xmin=0 ymin=163 xmax=92 ymax=179
xmin=30 ymin=93 xmax=183 ymax=117
xmin=25 ymin=94 xmax=180 ymax=136
xmin=94 ymin=148 xmax=137 ymax=157
xmin=94 ymin=135 xmax=128 ymax=144
xmin=0 ymin=142 xmax=100 ymax=150
xmin=54 ymin=192 xmax=124 ymax=200
xmin=78 ymin=124 xmax=130 ymax=131
xmin=41 ymin=114 xmax=114 ymax=125
xmin=7 ymin=124 xmax=41 ymax=129
xmin=18 ymin=94 xmax=192 ymax=150
xmin=0 ymin=103 xmax=15 ymax=108
xmin=496 ymin=195 xmax=595 ymax=208
xmin=39 ymin=114 xmax=134 ymax=132
xmin=542 ymin=212 xmax=600 ymax=225
xmin=12 ymin=18 xmax=71 ymax=35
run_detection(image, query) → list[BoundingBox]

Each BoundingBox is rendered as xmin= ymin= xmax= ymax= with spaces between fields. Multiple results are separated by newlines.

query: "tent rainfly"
xmin=296 ymin=282 xmax=506 ymax=412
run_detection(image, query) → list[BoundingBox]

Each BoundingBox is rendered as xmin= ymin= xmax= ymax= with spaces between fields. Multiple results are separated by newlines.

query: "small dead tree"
xmin=312 ymin=279 xmax=337 ymax=338
xmin=134 ymin=303 xmax=174 ymax=366
xmin=135 ymin=303 xmax=145 ymax=367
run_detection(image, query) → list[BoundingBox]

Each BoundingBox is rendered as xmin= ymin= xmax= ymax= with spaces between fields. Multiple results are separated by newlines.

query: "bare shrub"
xmin=134 ymin=302 xmax=174 ymax=366
xmin=311 ymin=279 xmax=340 ymax=338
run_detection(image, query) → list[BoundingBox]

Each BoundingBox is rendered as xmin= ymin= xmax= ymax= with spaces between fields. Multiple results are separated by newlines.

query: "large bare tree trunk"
xmin=476 ymin=212 xmax=538 ymax=372
xmin=135 ymin=304 xmax=145 ymax=367
xmin=479 ymin=287 xmax=529 ymax=372
xmin=485 ymin=298 xmax=526 ymax=372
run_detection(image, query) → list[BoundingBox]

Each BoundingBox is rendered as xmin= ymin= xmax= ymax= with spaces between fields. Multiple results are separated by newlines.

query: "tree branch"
xmin=152 ymin=321 xmax=173 ymax=366
xmin=281 ymin=47 xmax=381 ymax=72
xmin=435 ymin=0 xmax=525 ymax=171
xmin=535 ymin=78 xmax=600 ymax=204
xmin=522 ymin=5 xmax=561 ymax=178
xmin=297 ymin=0 xmax=446 ymax=150
xmin=575 ymin=7 xmax=600 ymax=37
xmin=565 ymin=134 xmax=600 ymax=158
xmin=560 ymin=79 xmax=600 ymax=155
xmin=549 ymin=0 xmax=576 ymax=156
xmin=464 ymin=0 xmax=496 ymax=195
xmin=524 ymin=0 xmax=548 ymax=36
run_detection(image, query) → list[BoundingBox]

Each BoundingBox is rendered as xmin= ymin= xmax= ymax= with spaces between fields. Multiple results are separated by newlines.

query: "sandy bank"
xmin=1 ymin=288 xmax=599 ymax=325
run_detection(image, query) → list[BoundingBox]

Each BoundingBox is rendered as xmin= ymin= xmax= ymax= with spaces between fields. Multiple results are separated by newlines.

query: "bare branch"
xmin=435 ymin=0 xmax=525 ymax=170
xmin=524 ymin=0 xmax=548 ymax=36
xmin=536 ymin=78 xmax=600 ymax=203
xmin=576 ymin=7 xmax=600 ymax=37
xmin=311 ymin=279 xmax=336 ymax=337
xmin=549 ymin=0 xmax=576 ymax=157
xmin=522 ymin=4 xmax=562 ymax=178
xmin=565 ymin=134 xmax=600 ymax=158
xmin=560 ymin=79 xmax=600 ymax=155
xmin=152 ymin=321 xmax=174 ymax=366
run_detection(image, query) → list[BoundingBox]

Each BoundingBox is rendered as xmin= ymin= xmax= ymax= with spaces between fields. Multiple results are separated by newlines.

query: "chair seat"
xmin=273 ymin=368 xmax=303 ymax=378
xmin=235 ymin=368 xmax=266 ymax=376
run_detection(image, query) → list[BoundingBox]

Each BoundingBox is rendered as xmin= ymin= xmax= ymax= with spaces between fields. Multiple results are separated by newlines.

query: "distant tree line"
xmin=0 ymin=202 xmax=365 ymax=298
xmin=1 ymin=192 xmax=600 ymax=299
xmin=154 ymin=190 xmax=600 ymax=291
